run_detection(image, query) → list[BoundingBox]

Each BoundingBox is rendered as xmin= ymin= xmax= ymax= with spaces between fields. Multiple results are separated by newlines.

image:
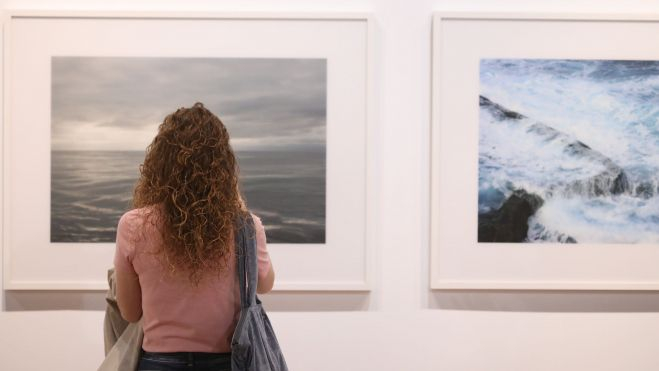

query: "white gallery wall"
xmin=3 ymin=0 xmax=659 ymax=370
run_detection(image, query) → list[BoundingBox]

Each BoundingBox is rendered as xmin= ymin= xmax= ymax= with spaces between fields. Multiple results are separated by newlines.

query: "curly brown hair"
xmin=133 ymin=102 xmax=246 ymax=284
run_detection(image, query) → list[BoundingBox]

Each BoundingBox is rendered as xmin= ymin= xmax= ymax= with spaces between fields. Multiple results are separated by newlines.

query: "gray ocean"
xmin=51 ymin=149 xmax=326 ymax=244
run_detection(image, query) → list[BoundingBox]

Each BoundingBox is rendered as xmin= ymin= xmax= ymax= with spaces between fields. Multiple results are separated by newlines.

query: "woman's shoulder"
xmin=118 ymin=206 xmax=160 ymax=234
xmin=119 ymin=207 xmax=151 ymax=224
xmin=117 ymin=206 xmax=161 ymax=249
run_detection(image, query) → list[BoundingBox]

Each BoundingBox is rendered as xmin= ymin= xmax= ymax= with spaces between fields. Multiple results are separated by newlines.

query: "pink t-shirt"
xmin=114 ymin=208 xmax=271 ymax=353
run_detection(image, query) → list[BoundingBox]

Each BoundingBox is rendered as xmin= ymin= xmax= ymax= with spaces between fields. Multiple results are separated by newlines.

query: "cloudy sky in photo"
xmin=51 ymin=57 xmax=326 ymax=151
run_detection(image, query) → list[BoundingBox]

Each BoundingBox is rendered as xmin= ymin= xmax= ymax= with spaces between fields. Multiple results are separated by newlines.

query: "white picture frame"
xmin=431 ymin=12 xmax=659 ymax=290
xmin=3 ymin=11 xmax=374 ymax=291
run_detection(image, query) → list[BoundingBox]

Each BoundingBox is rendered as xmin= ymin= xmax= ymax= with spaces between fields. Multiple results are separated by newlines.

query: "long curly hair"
xmin=133 ymin=102 xmax=246 ymax=284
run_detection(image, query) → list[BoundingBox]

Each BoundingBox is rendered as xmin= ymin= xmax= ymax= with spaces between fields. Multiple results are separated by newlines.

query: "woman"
xmin=114 ymin=103 xmax=275 ymax=371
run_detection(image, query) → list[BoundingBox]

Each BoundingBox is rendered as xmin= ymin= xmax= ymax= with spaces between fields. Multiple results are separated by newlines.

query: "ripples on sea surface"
xmin=51 ymin=149 xmax=325 ymax=244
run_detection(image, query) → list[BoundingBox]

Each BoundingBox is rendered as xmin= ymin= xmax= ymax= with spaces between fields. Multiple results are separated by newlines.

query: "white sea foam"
xmin=71 ymin=202 xmax=118 ymax=215
xmin=282 ymin=217 xmax=322 ymax=226
xmin=479 ymin=108 xmax=608 ymax=197
xmin=529 ymin=195 xmax=659 ymax=244
xmin=480 ymin=59 xmax=659 ymax=176
xmin=250 ymin=209 xmax=281 ymax=219
xmin=82 ymin=226 xmax=118 ymax=233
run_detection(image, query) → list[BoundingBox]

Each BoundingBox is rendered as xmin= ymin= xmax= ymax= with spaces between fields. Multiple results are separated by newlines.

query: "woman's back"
xmin=115 ymin=207 xmax=271 ymax=353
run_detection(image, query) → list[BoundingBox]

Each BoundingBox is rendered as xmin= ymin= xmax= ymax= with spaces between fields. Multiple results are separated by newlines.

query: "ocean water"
xmin=479 ymin=59 xmax=659 ymax=243
xmin=51 ymin=149 xmax=325 ymax=243
xmin=237 ymin=149 xmax=325 ymax=244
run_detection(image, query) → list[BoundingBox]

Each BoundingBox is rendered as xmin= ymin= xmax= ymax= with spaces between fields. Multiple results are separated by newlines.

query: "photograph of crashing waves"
xmin=51 ymin=57 xmax=326 ymax=244
xmin=478 ymin=59 xmax=659 ymax=244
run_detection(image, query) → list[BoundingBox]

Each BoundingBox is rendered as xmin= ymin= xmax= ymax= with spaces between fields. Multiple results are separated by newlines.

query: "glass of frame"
xmin=431 ymin=12 xmax=659 ymax=290
xmin=4 ymin=11 xmax=374 ymax=291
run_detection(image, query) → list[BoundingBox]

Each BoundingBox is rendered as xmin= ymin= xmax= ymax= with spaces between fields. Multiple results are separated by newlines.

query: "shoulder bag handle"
xmin=235 ymin=213 xmax=258 ymax=308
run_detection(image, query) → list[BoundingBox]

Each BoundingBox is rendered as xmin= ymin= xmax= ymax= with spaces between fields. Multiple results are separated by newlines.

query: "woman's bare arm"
xmin=257 ymin=265 xmax=275 ymax=294
xmin=252 ymin=213 xmax=275 ymax=294
xmin=115 ymin=268 xmax=143 ymax=322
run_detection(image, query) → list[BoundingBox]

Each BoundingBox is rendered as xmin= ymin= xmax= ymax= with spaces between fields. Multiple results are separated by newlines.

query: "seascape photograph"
xmin=51 ymin=57 xmax=326 ymax=244
xmin=478 ymin=59 xmax=659 ymax=244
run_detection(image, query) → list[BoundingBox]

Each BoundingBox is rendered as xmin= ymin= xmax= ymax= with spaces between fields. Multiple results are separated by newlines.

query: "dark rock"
xmin=576 ymin=141 xmax=591 ymax=150
xmin=527 ymin=123 xmax=560 ymax=141
xmin=479 ymin=95 xmax=526 ymax=120
xmin=527 ymin=221 xmax=578 ymax=243
xmin=635 ymin=181 xmax=655 ymax=199
xmin=561 ymin=167 xmax=630 ymax=197
xmin=478 ymin=189 xmax=544 ymax=242
xmin=564 ymin=141 xmax=592 ymax=156
xmin=610 ymin=170 xmax=630 ymax=195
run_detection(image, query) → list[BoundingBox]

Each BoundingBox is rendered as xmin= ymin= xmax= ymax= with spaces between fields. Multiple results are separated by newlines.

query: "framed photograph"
xmin=431 ymin=12 xmax=659 ymax=289
xmin=4 ymin=11 xmax=374 ymax=290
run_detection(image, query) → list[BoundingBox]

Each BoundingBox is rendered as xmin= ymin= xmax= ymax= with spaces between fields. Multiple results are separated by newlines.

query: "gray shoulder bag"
xmin=231 ymin=214 xmax=289 ymax=371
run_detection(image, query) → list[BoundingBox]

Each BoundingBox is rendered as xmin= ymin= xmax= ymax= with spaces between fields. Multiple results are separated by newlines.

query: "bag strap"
xmin=235 ymin=213 xmax=257 ymax=308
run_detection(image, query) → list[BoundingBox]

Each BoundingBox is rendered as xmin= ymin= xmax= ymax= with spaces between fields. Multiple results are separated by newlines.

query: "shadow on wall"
xmin=10 ymin=289 xmax=659 ymax=313
xmin=4 ymin=291 xmax=371 ymax=312
xmin=428 ymin=290 xmax=659 ymax=313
